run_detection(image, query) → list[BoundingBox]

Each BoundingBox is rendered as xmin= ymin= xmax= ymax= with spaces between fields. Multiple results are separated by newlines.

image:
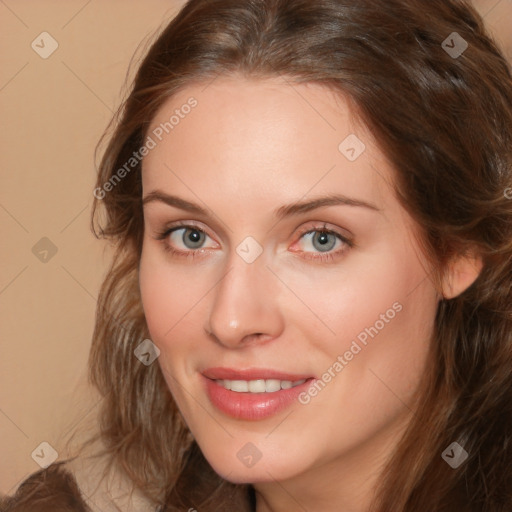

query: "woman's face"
xmin=139 ymin=76 xmax=440 ymax=496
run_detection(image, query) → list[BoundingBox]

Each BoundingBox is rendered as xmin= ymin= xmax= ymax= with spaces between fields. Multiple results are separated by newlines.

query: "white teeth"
xmin=248 ymin=379 xmax=266 ymax=393
xmin=230 ymin=380 xmax=249 ymax=392
xmin=216 ymin=378 xmax=307 ymax=393
xmin=265 ymin=379 xmax=281 ymax=392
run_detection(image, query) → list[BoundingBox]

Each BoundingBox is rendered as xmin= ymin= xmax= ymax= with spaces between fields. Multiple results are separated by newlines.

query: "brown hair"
xmin=77 ymin=0 xmax=512 ymax=510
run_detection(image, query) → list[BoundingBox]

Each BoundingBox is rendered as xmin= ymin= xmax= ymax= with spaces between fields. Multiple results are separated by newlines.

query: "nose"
xmin=205 ymin=249 xmax=284 ymax=349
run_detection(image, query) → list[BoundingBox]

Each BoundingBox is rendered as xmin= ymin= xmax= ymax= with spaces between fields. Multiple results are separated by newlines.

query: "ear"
xmin=441 ymin=250 xmax=484 ymax=299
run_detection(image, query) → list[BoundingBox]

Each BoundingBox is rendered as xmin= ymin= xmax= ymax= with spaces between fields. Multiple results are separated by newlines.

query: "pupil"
xmin=314 ymin=231 xmax=335 ymax=252
xmin=184 ymin=229 xmax=203 ymax=248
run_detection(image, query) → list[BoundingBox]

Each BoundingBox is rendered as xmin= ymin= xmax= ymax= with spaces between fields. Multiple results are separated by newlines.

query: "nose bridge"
xmin=206 ymin=245 xmax=282 ymax=348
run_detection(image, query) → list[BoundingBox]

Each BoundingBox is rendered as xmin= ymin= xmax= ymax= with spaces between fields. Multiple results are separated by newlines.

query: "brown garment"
xmin=0 ymin=453 xmax=254 ymax=511
xmin=0 ymin=461 xmax=91 ymax=512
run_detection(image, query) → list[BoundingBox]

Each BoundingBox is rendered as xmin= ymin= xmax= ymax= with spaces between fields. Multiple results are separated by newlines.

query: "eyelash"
xmin=154 ymin=221 xmax=354 ymax=263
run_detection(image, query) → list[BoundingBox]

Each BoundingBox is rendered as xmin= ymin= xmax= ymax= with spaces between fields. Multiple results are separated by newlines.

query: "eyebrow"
xmin=142 ymin=190 xmax=382 ymax=219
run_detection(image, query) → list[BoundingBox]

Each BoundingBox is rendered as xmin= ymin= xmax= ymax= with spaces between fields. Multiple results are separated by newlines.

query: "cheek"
xmin=139 ymin=252 xmax=199 ymax=399
xmin=280 ymin=242 xmax=427 ymax=349
xmin=139 ymin=247 xmax=204 ymax=343
xmin=286 ymin=271 xmax=437 ymax=456
xmin=294 ymin=239 xmax=437 ymax=401
xmin=139 ymin=259 xmax=172 ymax=341
xmin=365 ymin=276 xmax=437 ymax=402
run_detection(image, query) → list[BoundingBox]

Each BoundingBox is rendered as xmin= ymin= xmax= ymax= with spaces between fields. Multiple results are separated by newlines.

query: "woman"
xmin=2 ymin=0 xmax=511 ymax=510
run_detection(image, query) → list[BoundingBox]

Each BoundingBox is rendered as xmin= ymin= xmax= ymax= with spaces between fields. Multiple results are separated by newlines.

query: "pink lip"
xmin=202 ymin=367 xmax=314 ymax=381
xmin=201 ymin=367 xmax=315 ymax=421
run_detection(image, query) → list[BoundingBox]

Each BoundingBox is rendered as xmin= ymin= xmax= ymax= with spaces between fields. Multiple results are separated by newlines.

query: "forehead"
xmin=141 ymin=76 xmax=397 ymax=219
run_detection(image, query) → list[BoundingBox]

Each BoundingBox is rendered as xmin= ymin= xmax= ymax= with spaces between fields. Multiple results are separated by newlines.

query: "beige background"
xmin=1 ymin=0 xmax=511 ymax=496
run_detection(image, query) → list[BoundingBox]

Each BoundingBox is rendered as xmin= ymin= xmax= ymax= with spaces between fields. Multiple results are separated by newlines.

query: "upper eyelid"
xmin=295 ymin=223 xmax=348 ymax=237
xmin=166 ymin=221 xmax=216 ymax=238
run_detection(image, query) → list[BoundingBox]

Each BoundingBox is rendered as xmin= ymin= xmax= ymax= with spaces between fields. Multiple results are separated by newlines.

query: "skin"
xmin=139 ymin=76 xmax=482 ymax=512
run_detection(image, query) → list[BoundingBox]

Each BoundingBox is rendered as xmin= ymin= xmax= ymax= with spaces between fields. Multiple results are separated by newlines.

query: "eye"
xmin=170 ymin=227 xmax=210 ymax=250
xmin=290 ymin=223 xmax=354 ymax=262
xmin=155 ymin=222 xmax=218 ymax=259
xmin=300 ymin=231 xmax=338 ymax=252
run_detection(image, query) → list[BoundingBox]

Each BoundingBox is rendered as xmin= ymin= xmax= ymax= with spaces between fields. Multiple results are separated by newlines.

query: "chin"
xmin=200 ymin=443 xmax=308 ymax=485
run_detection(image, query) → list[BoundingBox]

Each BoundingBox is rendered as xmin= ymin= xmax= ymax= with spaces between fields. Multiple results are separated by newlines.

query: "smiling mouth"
xmin=200 ymin=367 xmax=316 ymax=419
xmin=202 ymin=374 xmax=315 ymax=420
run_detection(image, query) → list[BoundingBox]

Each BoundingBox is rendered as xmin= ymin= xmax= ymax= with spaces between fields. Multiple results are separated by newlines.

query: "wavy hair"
xmin=74 ymin=0 xmax=512 ymax=510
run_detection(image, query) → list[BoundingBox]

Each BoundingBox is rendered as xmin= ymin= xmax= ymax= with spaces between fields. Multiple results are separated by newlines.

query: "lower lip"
xmin=202 ymin=376 xmax=314 ymax=421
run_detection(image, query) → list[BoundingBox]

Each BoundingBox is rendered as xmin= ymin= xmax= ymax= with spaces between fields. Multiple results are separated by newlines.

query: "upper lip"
xmin=202 ymin=367 xmax=314 ymax=381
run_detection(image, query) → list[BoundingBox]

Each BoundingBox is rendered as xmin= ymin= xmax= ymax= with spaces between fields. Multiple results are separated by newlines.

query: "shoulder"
xmin=0 ymin=459 xmax=91 ymax=511
xmin=1 ymin=453 xmax=159 ymax=512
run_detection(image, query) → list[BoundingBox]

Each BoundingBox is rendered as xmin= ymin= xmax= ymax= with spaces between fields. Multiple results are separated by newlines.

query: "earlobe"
xmin=441 ymin=251 xmax=484 ymax=299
